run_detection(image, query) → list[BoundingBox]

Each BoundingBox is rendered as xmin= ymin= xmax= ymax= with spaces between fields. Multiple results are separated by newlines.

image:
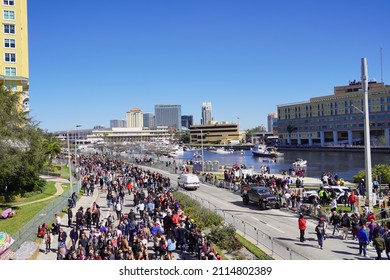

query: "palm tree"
xmin=43 ymin=135 xmax=61 ymax=164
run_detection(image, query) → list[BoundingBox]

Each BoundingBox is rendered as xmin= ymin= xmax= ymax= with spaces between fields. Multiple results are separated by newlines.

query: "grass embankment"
xmin=0 ymin=164 xmax=71 ymax=235
xmin=0 ymin=181 xmax=59 ymax=235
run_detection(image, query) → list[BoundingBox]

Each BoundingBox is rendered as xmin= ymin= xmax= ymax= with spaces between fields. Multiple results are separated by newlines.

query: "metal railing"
xmin=9 ymin=170 xmax=81 ymax=252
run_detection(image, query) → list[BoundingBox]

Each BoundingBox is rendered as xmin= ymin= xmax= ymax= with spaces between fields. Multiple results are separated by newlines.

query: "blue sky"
xmin=28 ymin=0 xmax=390 ymax=132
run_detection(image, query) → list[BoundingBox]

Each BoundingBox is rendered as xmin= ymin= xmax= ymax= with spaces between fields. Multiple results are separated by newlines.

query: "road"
xmin=144 ymin=166 xmax=377 ymax=260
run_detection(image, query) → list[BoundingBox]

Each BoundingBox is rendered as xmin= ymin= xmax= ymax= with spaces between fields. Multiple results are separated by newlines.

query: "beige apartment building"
xmin=277 ymin=81 xmax=390 ymax=146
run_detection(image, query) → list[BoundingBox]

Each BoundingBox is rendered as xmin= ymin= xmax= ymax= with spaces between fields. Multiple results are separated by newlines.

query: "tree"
xmin=0 ymin=86 xmax=46 ymax=200
xmin=43 ymin=133 xmax=62 ymax=164
xmin=353 ymin=164 xmax=390 ymax=184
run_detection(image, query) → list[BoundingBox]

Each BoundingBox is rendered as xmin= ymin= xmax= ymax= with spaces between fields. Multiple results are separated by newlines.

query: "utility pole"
xmin=362 ymin=57 xmax=373 ymax=210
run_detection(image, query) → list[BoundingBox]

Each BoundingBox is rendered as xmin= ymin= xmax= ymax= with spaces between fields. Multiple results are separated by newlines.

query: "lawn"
xmin=0 ymin=181 xmax=59 ymax=235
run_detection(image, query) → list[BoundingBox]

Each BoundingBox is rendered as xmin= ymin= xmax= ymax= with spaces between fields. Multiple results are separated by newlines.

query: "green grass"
xmin=235 ymin=233 xmax=274 ymax=260
xmin=0 ymin=181 xmax=59 ymax=235
xmin=11 ymin=182 xmax=57 ymax=206
xmin=53 ymin=164 xmax=70 ymax=179
xmin=0 ymin=197 xmax=57 ymax=235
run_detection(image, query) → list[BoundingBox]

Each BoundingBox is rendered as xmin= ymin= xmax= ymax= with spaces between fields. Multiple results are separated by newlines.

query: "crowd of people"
xmin=38 ymin=154 xmax=221 ymax=260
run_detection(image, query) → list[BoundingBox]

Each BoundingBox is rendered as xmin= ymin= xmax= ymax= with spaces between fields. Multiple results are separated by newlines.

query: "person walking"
xmin=298 ymin=214 xmax=307 ymax=242
xmin=315 ymin=220 xmax=325 ymax=249
xmin=357 ymin=224 xmax=369 ymax=257
xmin=44 ymin=228 xmax=52 ymax=254
xmin=372 ymin=232 xmax=385 ymax=260
xmin=340 ymin=211 xmax=351 ymax=240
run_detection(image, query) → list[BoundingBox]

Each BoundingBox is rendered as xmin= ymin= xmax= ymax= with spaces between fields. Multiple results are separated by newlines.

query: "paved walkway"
xmin=10 ymin=176 xmax=69 ymax=208
xmin=35 ymin=184 xmax=195 ymax=260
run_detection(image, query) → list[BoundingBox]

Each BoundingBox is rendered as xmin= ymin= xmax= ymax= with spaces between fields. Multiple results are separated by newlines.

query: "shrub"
xmin=210 ymin=224 xmax=242 ymax=253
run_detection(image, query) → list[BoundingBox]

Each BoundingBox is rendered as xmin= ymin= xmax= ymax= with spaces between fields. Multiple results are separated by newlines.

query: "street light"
xmin=361 ymin=57 xmax=373 ymax=211
xmin=67 ymin=129 xmax=73 ymax=195
xmin=74 ymin=124 xmax=82 ymax=181
xmin=200 ymin=129 xmax=204 ymax=174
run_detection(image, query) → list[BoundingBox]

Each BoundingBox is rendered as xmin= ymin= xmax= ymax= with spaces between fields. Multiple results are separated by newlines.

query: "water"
xmin=176 ymin=149 xmax=390 ymax=182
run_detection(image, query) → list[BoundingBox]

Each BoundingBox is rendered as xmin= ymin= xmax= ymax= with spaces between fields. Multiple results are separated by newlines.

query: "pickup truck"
xmin=241 ymin=185 xmax=280 ymax=210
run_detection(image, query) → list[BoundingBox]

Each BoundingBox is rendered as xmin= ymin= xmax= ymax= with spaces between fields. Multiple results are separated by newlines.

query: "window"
xmin=3 ymin=10 xmax=14 ymax=20
xmin=3 ymin=0 xmax=15 ymax=6
xmin=4 ymin=53 xmax=15 ymax=62
xmin=5 ymin=81 xmax=16 ymax=91
xmin=3 ymin=24 xmax=15 ymax=34
xmin=4 ymin=38 xmax=15 ymax=48
xmin=5 ymin=66 xmax=16 ymax=76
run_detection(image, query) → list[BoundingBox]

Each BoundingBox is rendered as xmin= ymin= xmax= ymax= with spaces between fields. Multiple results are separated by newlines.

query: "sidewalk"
xmin=35 ymin=186 xmax=195 ymax=260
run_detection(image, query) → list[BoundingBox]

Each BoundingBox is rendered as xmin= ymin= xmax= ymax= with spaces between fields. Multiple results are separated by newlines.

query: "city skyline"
xmin=27 ymin=1 xmax=389 ymax=132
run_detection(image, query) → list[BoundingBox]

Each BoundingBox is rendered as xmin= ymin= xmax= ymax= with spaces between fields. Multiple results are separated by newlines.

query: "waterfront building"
xmin=277 ymin=81 xmax=390 ymax=146
xmin=201 ymin=102 xmax=212 ymax=125
xmin=1 ymin=0 xmax=29 ymax=112
xmin=190 ymin=121 xmax=241 ymax=145
xmin=154 ymin=104 xmax=181 ymax=130
xmin=267 ymin=113 xmax=278 ymax=134
xmin=126 ymin=108 xmax=143 ymax=129
xmin=143 ymin=112 xmax=155 ymax=129
xmin=181 ymin=115 xmax=193 ymax=129
xmin=53 ymin=126 xmax=170 ymax=145
xmin=110 ymin=119 xmax=127 ymax=128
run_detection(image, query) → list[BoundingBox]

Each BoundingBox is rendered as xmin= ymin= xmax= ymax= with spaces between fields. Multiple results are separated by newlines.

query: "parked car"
xmin=178 ymin=174 xmax=200 ymax=190
xmin=302 ymin=186 xmax=352 ymax=204
xmin=241 ymin=185 xmax=280 ymax=210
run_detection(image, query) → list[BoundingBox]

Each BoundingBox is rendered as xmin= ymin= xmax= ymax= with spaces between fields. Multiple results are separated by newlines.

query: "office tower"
xmin=1 ymin=0 xmax=29 ymax=112
xmin=181 ymin=115 xmax=193 ymax=129
xmin=110 ymin=119 xmax=127 ymax=128
xmin=154 ymin=104 xmax=181 ymax=129
xmin=201 ymin=102 xmax=212 ymax=125
xmin=143 ymin=112 xmax=155 ymax=129
xmin=126 ymin=108 xmax=143 ymax=128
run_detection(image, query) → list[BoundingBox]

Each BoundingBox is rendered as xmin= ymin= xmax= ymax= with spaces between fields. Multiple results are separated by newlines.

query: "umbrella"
xmin=0 ymin=232 xmax=14 ymax=255
xmin=1 ymin=208 xmax=12 ymax=219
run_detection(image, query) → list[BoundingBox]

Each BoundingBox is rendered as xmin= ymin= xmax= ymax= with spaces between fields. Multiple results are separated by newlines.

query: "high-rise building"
xmin=267 ymin=113 xmax=278 ymax=133
xmin=1 ymin=0 xmax=29 ymax=112
xmin=143 ymin=112 xmax=155 ymax=129
xmin=181 ymin=115 xmax=193 ymax=129
xmin=126 ymin=108 xmax=143 ymax=128
xmin=201 ymin=102 xmax=212 ymax=124
xmin=110 ymin=119 xmax=127 ymax=128
xmin=154 ymin=105 xmax=181 ymax=129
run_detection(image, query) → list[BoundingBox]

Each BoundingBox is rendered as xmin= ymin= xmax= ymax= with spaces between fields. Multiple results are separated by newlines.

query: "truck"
xmin=241 ymin=185 xmax=280 ymax=210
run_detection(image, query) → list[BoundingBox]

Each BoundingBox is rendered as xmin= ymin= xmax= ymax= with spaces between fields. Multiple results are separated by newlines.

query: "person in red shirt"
xmin=367 ymin=211 xmax=377 ymax=223
xmin=298 ymin=214 xmax=307 ymax=242
xmin=348 ymin=192 xmax=357 ymax=212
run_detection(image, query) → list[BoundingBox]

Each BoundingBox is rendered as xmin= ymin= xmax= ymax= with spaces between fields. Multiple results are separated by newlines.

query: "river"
xmin=175 ymin=149 xmax=390 ymax=182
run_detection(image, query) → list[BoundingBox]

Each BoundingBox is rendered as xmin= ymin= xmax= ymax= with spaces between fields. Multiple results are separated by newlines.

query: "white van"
xmin=178 ymin=174 xmax=200 ymax=190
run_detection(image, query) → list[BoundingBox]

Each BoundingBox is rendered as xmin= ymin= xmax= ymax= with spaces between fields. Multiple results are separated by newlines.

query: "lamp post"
xmin=201 ymin=129 xmax=204 ymax=174
xmin=362 ymin=57 xmax=373 ymax=211
xmin=74 ymin=124 xmax=82 ymax=181
xmin=67 ymin=129 xmax=73 ymax=195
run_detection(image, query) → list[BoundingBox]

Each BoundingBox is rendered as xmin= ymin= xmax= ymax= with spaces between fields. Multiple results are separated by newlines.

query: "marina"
xmin=171 ymin=148 xmax=390 ymax=182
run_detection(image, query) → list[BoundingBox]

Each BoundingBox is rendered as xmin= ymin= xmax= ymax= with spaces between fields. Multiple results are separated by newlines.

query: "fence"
xmin=9 ymin=164 xmax=81 ymax=252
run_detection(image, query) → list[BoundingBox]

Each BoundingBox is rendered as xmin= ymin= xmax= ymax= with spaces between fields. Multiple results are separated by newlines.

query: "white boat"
xmin=210 ymin=147 xmax=233 ymax=154
xmin=251 ymin=144 xmax=284 ymax=158
xmin=292 ymin=158 xmax=307 ymax=166
xmin=193 ymin=151 xmax=202 ymax=158
xmin=169 ymin=145 xmax=184 ymax=157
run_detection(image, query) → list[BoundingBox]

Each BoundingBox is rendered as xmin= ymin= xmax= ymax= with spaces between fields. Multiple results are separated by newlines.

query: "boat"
xmin=292 ymin=158 xmax=307 ymax=167
xmin=210 ymin=147 xmax=234 ymax=155
xmin=193 ymin=151 xmax=202 ymax=158
xmin=168 ymin=145 xmax=184 ymax=157
xmin=251 ymin=144 xmax=284 ymax=158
